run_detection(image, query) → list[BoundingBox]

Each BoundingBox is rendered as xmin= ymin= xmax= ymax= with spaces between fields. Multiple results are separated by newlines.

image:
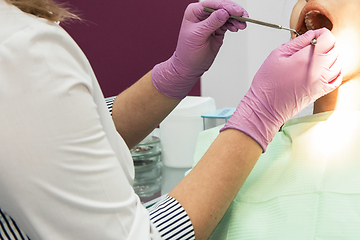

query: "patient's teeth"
xmin=305 ymin=10 xmax=320 ymax=30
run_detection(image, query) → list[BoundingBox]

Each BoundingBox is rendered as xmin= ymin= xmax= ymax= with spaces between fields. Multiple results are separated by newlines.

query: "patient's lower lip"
xmin=296 ymin=29 xmax=306 ymax=36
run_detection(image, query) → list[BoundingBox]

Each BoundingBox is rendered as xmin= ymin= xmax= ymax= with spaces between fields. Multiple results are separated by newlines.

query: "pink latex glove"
xmin=221 ymin=28 xmax=342 ymax=152
xmin=152 ymin=0 xmax=248 ymax=100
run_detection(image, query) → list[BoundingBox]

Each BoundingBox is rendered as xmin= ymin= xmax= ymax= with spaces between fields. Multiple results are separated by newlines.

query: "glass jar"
xmin=131 ymin=135 xmax=162 ymax=202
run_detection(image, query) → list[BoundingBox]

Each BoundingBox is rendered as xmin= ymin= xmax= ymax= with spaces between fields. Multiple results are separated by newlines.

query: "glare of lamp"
xmin=335 ymin=29 xmax=360 ymax=81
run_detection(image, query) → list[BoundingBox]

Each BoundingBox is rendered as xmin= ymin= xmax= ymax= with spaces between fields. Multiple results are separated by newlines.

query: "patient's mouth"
xmin=298 ymin=10 xmax=333 ymax=35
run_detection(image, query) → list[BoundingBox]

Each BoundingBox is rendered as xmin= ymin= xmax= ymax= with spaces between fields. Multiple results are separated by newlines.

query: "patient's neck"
xmin=313 ymin=77 xmax=360 ymax=114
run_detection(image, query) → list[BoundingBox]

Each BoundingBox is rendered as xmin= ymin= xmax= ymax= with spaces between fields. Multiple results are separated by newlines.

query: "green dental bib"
xmin=193 ymin=111 xmax=360 ymax=240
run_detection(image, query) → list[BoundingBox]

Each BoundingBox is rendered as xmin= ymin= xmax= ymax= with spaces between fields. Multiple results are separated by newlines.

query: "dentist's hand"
xmin=152 ymin=0 xmax=248 ymax=100
xmin=221 ymin=28 xmax=342 ymax=152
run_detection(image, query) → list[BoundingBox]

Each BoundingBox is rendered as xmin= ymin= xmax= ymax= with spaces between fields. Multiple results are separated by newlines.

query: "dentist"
xmin=0 ymin=0 xmax=341 ymax=239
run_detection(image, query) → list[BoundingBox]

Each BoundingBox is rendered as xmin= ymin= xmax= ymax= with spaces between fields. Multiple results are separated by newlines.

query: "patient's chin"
xmin=340 ymin=69 xmax=360 ymax=84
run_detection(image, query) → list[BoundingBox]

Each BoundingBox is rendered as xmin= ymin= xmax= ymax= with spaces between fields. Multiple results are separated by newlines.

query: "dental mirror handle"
xmin=203 ymin=7 xmax=299 ymax=36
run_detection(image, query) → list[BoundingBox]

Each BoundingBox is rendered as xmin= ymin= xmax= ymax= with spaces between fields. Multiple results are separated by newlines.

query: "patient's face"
xmin=290 ymin=0 xmax=360 ymax=81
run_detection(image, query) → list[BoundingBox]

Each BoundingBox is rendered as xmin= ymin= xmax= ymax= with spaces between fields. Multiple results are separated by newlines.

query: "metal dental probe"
xmin=203 ymin=7 xmax=300 ymax=36
xmin=203 ymin=7 xmax=317 ymax=45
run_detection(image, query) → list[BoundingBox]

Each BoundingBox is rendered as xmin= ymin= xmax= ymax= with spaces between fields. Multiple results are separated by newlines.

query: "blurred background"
xmin=61 ymin=0 xmax=297 ymax=108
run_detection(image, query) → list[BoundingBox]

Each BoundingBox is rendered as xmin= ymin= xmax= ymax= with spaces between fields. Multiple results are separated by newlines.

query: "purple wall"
xmin=61 ymin=0 xmax=200 ymax=98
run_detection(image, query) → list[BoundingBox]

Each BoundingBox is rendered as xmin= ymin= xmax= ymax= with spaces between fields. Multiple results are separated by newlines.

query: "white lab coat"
xmin=0 ymin=1 xmax=161 ymax=239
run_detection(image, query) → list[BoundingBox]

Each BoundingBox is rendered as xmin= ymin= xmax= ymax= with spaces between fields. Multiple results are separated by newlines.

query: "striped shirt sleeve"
xmin=149 ymin=196 xmax=195 ymax=240
xmin=0 ymin=208 xmax=30 ymax=240
xmin=104 ymin=96 xmax=116 ymax=116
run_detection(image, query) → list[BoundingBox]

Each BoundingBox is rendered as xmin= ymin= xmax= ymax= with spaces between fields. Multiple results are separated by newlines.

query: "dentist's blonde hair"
xmin=5 ymin=0 xmax=80 ymax=22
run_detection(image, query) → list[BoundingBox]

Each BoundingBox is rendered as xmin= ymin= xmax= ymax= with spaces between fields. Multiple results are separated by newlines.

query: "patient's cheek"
xmin=290 ymin=1 xmax=306 ymax=29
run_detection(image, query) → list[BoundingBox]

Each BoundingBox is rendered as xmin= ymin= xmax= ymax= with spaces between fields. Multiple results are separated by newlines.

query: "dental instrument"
xmin=203 ymin=7 xmax=300 ymax=36
xmin=203 ymin=7 xmax=318 ymax=45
